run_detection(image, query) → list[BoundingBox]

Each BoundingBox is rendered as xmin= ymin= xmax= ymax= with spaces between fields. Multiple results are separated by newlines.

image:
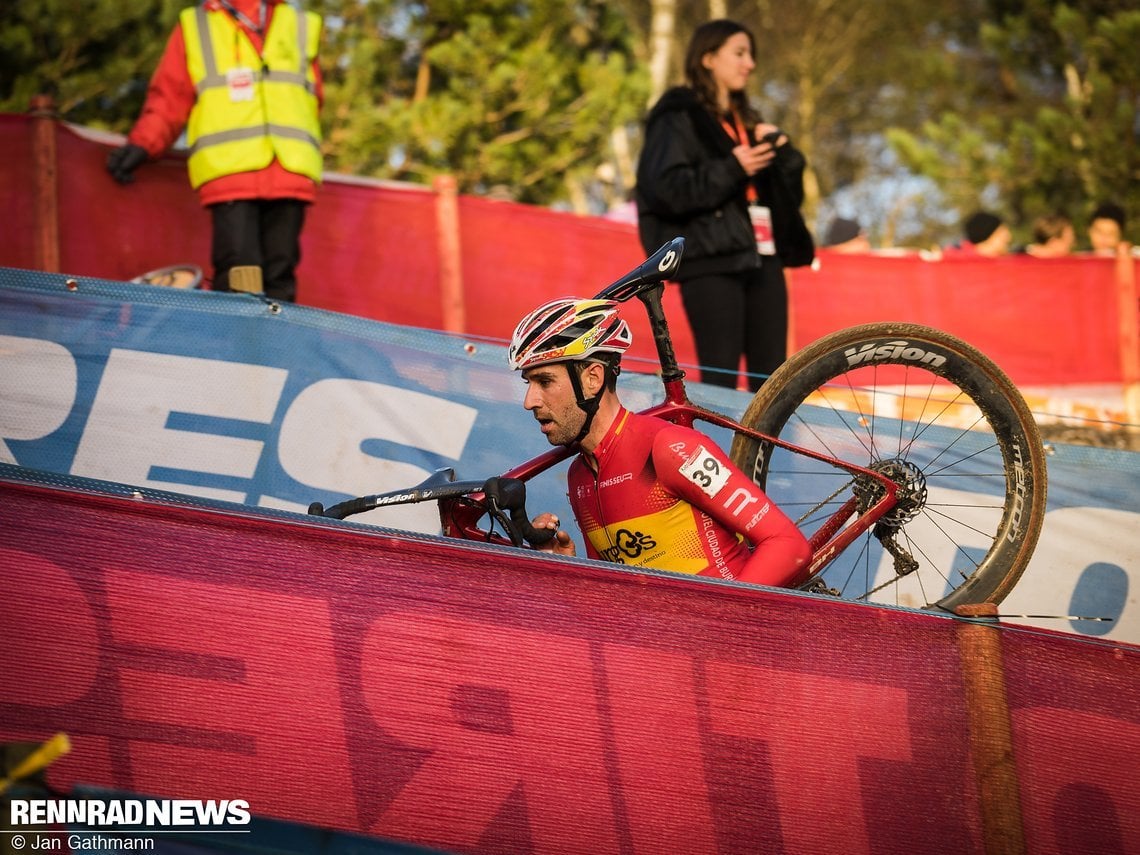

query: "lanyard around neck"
xmin=719 ymin=109 xmax=751 ymax=146
xmin=217 ymin=0 xmax=266 ymax=35
xmin=719 ymin=109 xmax=758 ymax=202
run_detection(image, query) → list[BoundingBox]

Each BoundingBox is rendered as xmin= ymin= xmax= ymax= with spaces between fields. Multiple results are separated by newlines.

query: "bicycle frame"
xmin=440 ymin=238 xmax=901 ymax=582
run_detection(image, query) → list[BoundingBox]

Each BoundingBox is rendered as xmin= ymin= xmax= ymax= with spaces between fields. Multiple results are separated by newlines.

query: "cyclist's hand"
xmin=531 ymin=513 xmax=576 ymax=556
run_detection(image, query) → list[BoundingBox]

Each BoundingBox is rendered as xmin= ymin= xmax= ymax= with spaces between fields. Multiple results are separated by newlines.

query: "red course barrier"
xmin=3 ymin=474 xmax=1139 ymax=853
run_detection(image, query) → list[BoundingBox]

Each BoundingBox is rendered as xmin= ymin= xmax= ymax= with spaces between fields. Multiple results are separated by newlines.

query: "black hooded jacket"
xmin=635 ymin=87 xmax=814 ymax=279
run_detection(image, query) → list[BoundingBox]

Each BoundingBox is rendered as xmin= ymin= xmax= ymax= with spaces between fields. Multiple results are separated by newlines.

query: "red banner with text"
xmin=3 ymin=473 xmax=1139 ymax=854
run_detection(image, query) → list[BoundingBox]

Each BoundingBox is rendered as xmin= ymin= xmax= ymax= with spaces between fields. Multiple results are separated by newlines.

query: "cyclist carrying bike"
xmin=509 ymin=297 xmax=811 ymax=587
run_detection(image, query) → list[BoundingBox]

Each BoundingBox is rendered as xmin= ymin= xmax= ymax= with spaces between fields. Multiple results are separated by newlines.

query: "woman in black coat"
xmin=636 ymin=19 xmax=813 ymax=391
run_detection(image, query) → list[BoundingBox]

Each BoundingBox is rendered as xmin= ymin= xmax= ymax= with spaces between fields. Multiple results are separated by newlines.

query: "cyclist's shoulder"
xmin=647 ymin=417 xmax=727 ymax=465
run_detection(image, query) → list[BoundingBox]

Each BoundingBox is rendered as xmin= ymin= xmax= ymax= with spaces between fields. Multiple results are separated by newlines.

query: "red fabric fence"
xmin=1 ymin=111 xmax=1137 ymax=390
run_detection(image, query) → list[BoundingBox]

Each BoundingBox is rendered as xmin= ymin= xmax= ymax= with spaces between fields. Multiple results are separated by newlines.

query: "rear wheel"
xmin=730 ymin=322 xmax=1047 ymax=610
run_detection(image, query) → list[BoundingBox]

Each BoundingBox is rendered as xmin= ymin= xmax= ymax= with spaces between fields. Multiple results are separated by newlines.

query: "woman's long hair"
xmin=683 ymin=19 xmax=760 ymax=123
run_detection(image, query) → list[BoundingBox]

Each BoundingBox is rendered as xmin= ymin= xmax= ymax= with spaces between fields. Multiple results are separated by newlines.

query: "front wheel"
xmin=730 ymin=323 xmax=1047 ymax=610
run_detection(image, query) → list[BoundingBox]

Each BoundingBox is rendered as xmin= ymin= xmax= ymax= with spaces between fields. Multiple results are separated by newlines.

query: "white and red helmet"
xmin=508 ymin=298 xmax=633 ymax=371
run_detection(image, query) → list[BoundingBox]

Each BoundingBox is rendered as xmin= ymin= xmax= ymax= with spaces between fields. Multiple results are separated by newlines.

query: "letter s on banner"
xmin=71 ymin=350 xmax=288 ymax=502
xmin=277 ymin=379 xmax=477 ymax=532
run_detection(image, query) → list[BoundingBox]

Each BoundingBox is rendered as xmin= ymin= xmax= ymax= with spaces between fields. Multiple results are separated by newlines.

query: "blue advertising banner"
xmin=2 ymin=267 xmax=1138 ymax=643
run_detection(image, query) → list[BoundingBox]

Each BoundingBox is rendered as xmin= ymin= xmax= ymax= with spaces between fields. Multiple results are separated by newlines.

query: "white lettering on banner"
xmin=71 ymin=350 xmax=288 ymax=502
xmin=0 ymin=339 xmax=481 ymax=529
xmin=277 ymin=379 xmax=477 ymax=532
xmin=1001 ymin=506 xmax=1139 ymax=642
xmin=0 ymin=335 xmax=77 ymax=463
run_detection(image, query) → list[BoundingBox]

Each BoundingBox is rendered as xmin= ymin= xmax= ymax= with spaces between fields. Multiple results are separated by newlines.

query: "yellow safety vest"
xmin=181 ymin=3 xmax=323 ymax=188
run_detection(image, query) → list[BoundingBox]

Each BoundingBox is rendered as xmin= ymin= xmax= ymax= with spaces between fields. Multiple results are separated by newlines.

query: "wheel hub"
xmin=854 ymin=457 xmax=928 ymax=531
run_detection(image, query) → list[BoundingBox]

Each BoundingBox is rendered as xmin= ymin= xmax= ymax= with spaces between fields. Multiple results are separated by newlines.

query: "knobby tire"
xmin=729 ymin=322 xmax=1047 ymax=610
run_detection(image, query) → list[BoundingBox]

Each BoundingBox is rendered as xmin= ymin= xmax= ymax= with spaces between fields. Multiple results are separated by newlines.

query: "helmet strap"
xmin=566 ymin=362 xmax=604 ymax=446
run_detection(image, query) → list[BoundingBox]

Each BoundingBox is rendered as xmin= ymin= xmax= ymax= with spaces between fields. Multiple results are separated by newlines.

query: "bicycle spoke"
xmin=732 ymin=322 xmax=1045 ymax=609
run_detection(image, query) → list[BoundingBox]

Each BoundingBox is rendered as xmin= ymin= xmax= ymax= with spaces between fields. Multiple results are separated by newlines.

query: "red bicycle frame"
xmin=439 ymin=243 xmax=900 ymax=581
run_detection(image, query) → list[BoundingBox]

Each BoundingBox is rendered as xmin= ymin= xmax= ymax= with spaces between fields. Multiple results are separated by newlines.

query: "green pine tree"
xmin=888 ymin=2 xmax=1140 ymax=246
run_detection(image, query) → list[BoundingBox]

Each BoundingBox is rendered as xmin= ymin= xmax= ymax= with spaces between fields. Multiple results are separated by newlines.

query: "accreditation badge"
xmin=226 ymin=67 xmax=256 ymax=102
xmin=749 ymin=204 xmax=776 ymax=255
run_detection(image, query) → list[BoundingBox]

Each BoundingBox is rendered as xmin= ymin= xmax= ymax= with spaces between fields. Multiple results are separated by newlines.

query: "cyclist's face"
xmin=521 ymin=363 xmax=587 ymax=446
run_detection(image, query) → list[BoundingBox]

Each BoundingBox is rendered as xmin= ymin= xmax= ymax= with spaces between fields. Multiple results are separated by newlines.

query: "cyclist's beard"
xmin=536 ymin=405 xmax=589 ymax=447
xmin=530 ymin=361 xmax=600 ymax=447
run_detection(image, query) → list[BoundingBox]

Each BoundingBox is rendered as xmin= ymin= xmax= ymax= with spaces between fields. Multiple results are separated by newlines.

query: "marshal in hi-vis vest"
xmin=181 ymin=3 xmax=323 ymax=188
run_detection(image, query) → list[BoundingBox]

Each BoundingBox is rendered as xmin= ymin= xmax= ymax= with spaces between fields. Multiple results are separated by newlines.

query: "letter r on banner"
xmin=361 ymin=613 xmax=620 ymax=853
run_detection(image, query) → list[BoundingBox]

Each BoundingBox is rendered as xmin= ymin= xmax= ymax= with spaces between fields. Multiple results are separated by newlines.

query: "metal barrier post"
xmin=955 ymin=602 xmax=1026 ymax=854
xmin=29 ymin=95 xmax=60 ymax=273
xmin=1114 ymin=246 xmax=1140 ymax=430
xmin=433 ymin=174 xmax=465 ymax=333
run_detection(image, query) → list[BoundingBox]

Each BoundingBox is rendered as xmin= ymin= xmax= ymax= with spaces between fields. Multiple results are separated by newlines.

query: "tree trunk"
xmin=610 ymin=125 xmax=636 ymax=200
xmin=647 ymin=0 xmax=676 ymax=105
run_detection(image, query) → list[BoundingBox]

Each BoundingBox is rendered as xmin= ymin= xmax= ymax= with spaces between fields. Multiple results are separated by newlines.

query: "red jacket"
xmin=127 ymin=0 xmax=323 ymax=206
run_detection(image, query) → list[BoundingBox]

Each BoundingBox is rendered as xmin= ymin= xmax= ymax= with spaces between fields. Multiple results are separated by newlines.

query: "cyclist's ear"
xmin=580 ymin=361 xmax=608 ymax=397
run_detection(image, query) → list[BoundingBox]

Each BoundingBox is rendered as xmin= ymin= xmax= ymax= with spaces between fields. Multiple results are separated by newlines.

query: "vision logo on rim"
xmin=844 ymin=340 xmax=949 ymax=368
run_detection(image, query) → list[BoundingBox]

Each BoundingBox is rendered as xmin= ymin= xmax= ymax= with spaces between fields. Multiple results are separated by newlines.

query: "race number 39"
xmin=680 ymin=445 xmax=731 ymax=498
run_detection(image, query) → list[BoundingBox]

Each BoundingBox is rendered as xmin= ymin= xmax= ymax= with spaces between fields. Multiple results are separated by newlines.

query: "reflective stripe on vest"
xmin=181 ymin=3 xmax=323 ymax=188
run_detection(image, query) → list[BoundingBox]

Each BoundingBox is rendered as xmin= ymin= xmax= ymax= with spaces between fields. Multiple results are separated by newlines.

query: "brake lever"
xmin=482 ymin=477 xmax=557 ymax=548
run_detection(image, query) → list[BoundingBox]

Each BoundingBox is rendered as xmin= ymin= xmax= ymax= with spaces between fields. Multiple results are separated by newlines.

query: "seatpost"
xmin=637 ymin=284 xmax=685 ymax=384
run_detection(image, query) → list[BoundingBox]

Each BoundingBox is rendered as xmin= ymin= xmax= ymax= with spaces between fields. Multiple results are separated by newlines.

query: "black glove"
xmin=106 ymin=144 xmax=149 ymax=184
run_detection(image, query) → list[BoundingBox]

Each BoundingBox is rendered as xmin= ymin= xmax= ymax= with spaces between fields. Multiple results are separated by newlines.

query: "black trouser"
xmin=678 ymin=260 xmax=788 ymax=392
xmin=209 ymin=199 xmax=307 ymax=302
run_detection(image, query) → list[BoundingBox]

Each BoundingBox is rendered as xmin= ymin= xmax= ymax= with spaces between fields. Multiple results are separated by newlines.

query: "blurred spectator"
xmin=105 ymin=0 xmax=324 ymax=302
xmin=636 ymin=18 xmax=813 ymax=392
xmin=958 ymin=211 xmax=1012 ymax=257
xmin=1026 ymin=213 xmax=1075 ymax=258
xmin=822 ymin=217 xmax=872 ymax=253
xmin=1087 ymin=202 xmax=1126 ymax=256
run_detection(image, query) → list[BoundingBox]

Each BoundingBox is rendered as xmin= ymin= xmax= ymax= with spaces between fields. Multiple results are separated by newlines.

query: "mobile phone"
xmin=760 ymin=131 xmax=782 ymax=146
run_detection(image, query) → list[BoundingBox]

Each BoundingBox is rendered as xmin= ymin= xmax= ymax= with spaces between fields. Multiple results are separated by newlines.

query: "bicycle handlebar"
xmin=307 ymin=469 xmax=555 ymax=549
xmin=307 ymin=468 xmax=481 ymax=520
xmin=481 ymin=476 xmax=557 ymax=548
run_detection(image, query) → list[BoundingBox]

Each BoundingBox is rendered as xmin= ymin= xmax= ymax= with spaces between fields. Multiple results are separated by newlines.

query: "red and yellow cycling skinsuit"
xmin=567 ymin=408 xmax=812 ymax=586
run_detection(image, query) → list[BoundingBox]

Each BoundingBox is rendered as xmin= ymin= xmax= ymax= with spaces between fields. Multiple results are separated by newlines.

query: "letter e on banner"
xmin=72 ymin=350 xmax=287 ymax=502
